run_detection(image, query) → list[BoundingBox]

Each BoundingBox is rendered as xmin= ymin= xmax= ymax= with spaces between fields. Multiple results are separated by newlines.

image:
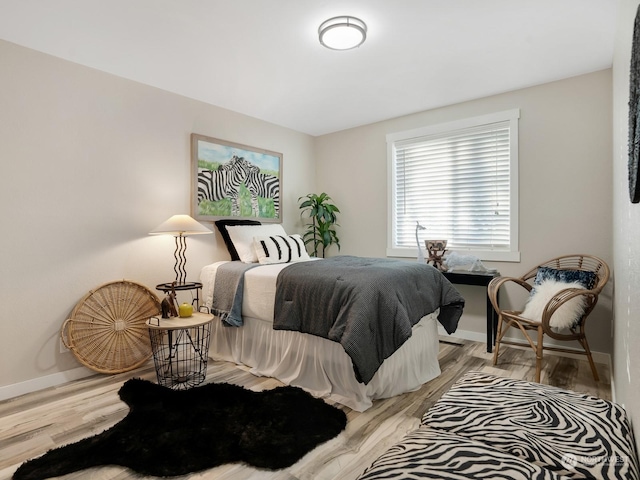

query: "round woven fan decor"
xmin=61 ymin=280 xmax=161 ymax=374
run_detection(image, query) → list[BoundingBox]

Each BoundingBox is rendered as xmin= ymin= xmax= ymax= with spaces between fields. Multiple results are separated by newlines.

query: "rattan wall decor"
xmin=61 ymin=280 xmax=161 ymax=374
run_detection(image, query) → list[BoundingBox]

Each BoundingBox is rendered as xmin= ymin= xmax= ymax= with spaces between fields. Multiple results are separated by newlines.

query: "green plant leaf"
xmin=298 ymin=192 xmax=341 ymax=257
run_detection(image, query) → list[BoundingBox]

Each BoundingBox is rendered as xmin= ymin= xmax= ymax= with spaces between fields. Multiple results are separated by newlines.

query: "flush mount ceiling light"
xmin=318 ymin=16 xmax=367 ymax=50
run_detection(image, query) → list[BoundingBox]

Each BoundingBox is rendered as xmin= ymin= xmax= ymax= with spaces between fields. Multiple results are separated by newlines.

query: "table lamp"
xmin=415 ymin=221 xmax=426 ymax=263
xmin=149 ymin=214 xmax=212 ymax=284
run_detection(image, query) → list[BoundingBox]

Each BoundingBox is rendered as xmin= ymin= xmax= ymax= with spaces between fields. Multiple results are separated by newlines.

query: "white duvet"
xmin=201 ymin=261 xmax=300 ymax=321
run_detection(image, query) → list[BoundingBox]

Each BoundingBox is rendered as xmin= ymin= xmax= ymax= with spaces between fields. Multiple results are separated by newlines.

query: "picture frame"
xmin=191 ymin=133 xmax=282 ymax=222
xmin=629 ymin=4 xmax=640 ymax=204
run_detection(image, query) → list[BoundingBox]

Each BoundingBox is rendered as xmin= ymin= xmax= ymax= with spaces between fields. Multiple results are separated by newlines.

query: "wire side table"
xmin=146 ymin=312 xmax=213 ymax=390
xmin=155 ymin=281 xmax=202 ymax=309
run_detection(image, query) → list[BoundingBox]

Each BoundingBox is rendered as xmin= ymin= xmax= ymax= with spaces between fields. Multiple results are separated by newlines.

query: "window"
xmin=387 ymin=109 xmax=520 ymax=262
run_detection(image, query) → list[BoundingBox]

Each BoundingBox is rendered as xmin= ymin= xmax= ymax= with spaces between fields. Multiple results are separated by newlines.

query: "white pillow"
xmin=225 ymin=224 xmax=287 ymax=263
xmin=253 ymin=234 xmax=310 ymax=265
xmin=520 ymin=279 xmax=586 ymax=329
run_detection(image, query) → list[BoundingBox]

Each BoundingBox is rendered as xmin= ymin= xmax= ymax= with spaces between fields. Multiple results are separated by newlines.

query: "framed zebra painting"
xmin=191 ymin=134 xmax=282 ymax=223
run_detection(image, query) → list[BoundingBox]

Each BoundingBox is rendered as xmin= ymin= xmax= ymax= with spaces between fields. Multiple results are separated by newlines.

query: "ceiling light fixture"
xmin=318 ymin=16 xmax=367 ymax=50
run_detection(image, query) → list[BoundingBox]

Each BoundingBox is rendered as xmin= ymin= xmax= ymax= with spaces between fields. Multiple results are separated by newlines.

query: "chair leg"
xmin=579 ymin=337 xmax=600 ymax=382
xmin=493 ymin=314 xmax=505 ymax=365
xmin=535 ymin=326 xmax=544 ymax=383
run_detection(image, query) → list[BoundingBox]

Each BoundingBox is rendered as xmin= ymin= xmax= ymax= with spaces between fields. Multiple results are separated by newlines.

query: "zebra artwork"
xmin=197 ymin=155 xmax=247 ymax=216
xmin=243 ymin=162 xmax=280 ymax=218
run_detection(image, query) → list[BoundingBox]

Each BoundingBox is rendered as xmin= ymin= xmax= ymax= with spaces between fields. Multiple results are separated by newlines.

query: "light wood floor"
xmin=0 ymin=339 xmax=611 ymax=480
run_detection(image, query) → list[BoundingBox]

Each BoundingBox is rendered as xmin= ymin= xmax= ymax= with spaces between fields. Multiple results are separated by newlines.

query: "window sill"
xmin=386 ymin=247 xmax=521 ymax=263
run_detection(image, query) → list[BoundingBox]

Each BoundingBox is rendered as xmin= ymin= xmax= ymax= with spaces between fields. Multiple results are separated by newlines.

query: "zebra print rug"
xmin=358 ymin=427 xmax=564 ymax=480
xmin=423 ymin=372 xmax=638 ymax=479
xmin=358 ymin=372 xmax=639 ymax=480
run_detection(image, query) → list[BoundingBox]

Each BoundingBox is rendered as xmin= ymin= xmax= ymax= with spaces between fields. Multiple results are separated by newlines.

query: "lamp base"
xmin=173 ymin=234 xmax=188 ymax=284
xmin=156 ymin=282 xmax=203 ymax=292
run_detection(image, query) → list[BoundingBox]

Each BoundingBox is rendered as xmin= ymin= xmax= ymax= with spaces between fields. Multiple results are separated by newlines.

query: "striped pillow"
xmin=253 ymin=234 xmax=310 ymax=264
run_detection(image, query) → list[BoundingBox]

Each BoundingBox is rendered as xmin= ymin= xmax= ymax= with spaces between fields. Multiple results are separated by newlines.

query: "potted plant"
xmin=298 ymin=192 xmax=340 ymax=258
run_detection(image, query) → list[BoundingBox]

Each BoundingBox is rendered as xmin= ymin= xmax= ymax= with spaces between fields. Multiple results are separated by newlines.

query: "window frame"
xmin=386 ymin=109 xmax=520 ymax=262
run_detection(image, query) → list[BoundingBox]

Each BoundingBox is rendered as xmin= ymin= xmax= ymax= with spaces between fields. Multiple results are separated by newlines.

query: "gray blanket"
xmin=273 ymin=256 xmax=465 ymax=384
xmin=211 ymin=262 xmax=258 ymax=326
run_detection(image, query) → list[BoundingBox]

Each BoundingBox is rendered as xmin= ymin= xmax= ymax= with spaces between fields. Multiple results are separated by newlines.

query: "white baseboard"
xmin=438 ymin=326 xmax=611 ymax=365
xmin=0 ymin=365 xmax=94 ymax=402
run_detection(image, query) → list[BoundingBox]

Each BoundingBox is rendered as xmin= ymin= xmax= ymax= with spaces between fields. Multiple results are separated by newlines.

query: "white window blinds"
xmin=388 ymin=110 xmax=519 ymax=261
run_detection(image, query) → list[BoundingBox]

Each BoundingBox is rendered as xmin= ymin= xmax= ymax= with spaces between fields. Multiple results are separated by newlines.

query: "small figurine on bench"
xmin=160 ymin=283 xmax=179 ymax=318
xmin=425 ymin=240 xmax=447 ymax=271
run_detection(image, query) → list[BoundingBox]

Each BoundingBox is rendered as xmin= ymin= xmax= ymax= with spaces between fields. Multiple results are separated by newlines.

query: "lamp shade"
xmin=319 ymin=16 xmax=367 ymax=50
xmin=149 ymin=215 xmax=212 ymax=236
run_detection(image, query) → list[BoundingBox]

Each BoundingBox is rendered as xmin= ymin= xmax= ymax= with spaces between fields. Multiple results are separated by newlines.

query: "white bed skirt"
xmin=208 ymin=312 xmax=441 ymax=412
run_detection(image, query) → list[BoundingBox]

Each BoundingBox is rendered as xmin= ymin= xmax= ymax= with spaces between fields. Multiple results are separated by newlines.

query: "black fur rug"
xmin=13 ymin=378 xmax=347 ymax=479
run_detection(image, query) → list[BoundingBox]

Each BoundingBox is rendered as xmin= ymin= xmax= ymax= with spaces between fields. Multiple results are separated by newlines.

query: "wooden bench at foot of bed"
xmin=357 ymin=371 xmax=639 ymax=480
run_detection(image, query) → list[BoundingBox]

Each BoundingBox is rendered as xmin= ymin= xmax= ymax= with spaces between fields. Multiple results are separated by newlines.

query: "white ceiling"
xmin=0 ymin=0 xmax=619 ymax=136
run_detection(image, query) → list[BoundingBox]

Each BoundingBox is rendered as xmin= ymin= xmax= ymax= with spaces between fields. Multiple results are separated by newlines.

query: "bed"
xmin=199 ymin=221 xmax=465 ymax=412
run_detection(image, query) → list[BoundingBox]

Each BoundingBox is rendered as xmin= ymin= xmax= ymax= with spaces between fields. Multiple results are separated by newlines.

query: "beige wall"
xmin=612 ymin=0 xmax=640 ymax=431
xmin=0 ymin=40 xmax=315 ymax=393
xmin=315 ymin=70 xmax=614 ymax=354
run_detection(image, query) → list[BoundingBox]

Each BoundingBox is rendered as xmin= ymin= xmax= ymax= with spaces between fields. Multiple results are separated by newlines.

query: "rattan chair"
xmin=488 ymin=254 xmax=609 ymax=383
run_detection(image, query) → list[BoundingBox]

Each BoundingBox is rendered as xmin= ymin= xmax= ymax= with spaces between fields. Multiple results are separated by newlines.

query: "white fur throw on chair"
xmin=520 ymin=279 xmax=586 ymax=329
